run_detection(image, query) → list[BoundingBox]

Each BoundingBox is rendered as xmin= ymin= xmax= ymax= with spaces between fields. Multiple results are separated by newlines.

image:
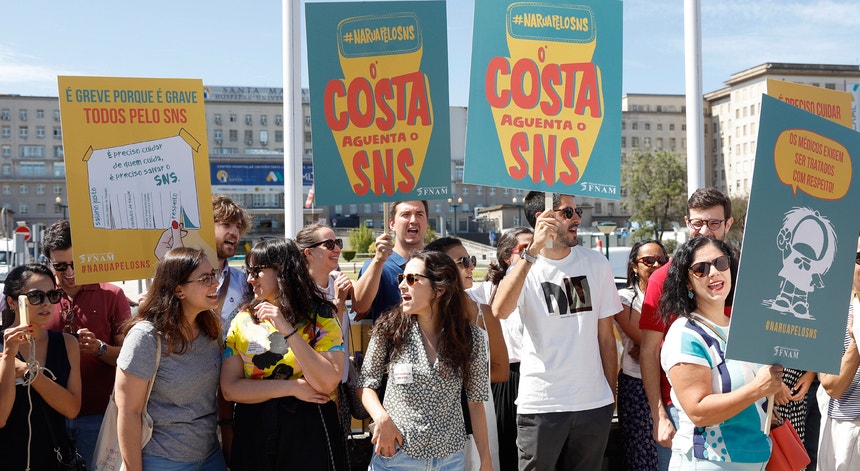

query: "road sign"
xmin=14 ymin=225 xmax=31 ymax=241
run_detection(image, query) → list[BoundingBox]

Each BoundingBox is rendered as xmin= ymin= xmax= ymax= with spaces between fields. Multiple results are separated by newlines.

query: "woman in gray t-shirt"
xmin=115 ymin=248 xmax=225 ymax=470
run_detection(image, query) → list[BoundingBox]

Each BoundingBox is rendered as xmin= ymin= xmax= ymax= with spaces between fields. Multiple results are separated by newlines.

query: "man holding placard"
xmin=492 ymin=191 xmax=620 ymax=471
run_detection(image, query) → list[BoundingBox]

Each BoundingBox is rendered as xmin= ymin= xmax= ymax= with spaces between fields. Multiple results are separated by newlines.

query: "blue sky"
xmin=2 ymin=1 xmax=858 ymax=105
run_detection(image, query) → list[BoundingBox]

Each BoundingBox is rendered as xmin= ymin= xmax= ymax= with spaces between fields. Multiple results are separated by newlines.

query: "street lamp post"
xmin=447 ymin=196 xmax=462 ymax=235
xmin=596 ymin=221 xmax=617 ymax=260
xmin=512 ymin=197 xmax=524 ymax=227
xmin=55 ymin=197 xmax=68 ymax=220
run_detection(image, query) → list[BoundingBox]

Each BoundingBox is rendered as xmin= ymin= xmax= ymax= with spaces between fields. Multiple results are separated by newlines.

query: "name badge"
xmin=392 ymin=363 xmax=414 ymax=384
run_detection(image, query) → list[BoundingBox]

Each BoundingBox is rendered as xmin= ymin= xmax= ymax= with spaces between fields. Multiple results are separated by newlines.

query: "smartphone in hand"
xmin=17 ymin=295 xmax=30 ymax=329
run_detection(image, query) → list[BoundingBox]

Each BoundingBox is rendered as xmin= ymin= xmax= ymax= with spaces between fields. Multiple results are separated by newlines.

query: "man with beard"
xmin=43 ymin=219 xmax=132 ymax=468
xmin=353 ymin=200 xmax=428 ymax=322
xmin=211 ymin=194 xmax=253 ymax=339
xmin=492 ymin=192 xmax=621 ymax=471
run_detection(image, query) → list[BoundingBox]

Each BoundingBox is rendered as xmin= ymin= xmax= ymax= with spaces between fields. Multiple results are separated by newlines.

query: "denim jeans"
xmin=141 ymin=448 xmax=226 ymax=471
xmin=66 ymin=414 xmax=104 ymax=469
xmin=369 ymin=449 xmax=465 ymax=471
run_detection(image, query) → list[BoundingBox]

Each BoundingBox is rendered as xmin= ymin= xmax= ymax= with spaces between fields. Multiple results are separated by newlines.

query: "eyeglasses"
xmin=689 ymin=255 xmax=731 ymax=278
xmin=456 ymin=255 xmax=477 ymax=269
xmin=687 ymin=218 xmax=726 ymax=231
xmin=307 ymin=238 xmax=343 ymax=251
xmin=51 ymin=261 xmax=75 ymax=272
xmin=244 ymin=265 xmax=272 ymax=279
xmin=19 ymin=289 xmax=65 ymax=306
xmin=637 ymin=255 xmax=669 ymax=268
xmin=553 ymin=207 xmax=583 ymax=220
xmin=397 ymin=273 xmax=430 ymax=286
xmin=511 ymin=243 xmax=529 ymax=255
xmin=181 ymin=270 xmax=220 ymax=287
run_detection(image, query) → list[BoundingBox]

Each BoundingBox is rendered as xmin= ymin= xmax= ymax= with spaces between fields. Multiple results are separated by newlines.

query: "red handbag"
xmin=766 ymin=417 xmax=811 ymax=471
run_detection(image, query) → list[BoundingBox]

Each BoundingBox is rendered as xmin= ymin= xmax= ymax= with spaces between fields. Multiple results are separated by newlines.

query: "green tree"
xmin=622 ymin=149 xmax=688 ymax=241
xmin=424 ymin=227 xmax=438 ymax=245
xmin=726 ymin=194 xmax=749 ymax=249
xmin=348 ymin=225 xmax=376 ymax=254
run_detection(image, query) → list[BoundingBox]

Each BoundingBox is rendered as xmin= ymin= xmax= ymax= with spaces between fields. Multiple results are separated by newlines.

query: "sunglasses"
xmin=19 ymin=289 xmax=65 ymax=306
xmin=687 ymin=218 xmax=726 ymax=231
xmin=181 ymin=270 xmax=220 ymax=287
xmin=307 ymin=238 xmax=343 ymax=251
xmin=456 ymin=255 xmax=477 ymax=269
xmin=397 ymin=273 xmax=430 ymax=286
xmin=689 ymin=255 xmax=731 ymax=278
xmin=553 ymin=207 xmax=583 ymax=220
xmin=244 ymin=265 xmax=272 ymax=279
xmin=511 ymin=243 xmax=529 ymax=255
xmin=51 ymin=261 xmax=75 ymax=272
xmin=637 ymin=255 xmax=669 ymax=268
xmin=856 ymin=252 xmax=860 ymax=265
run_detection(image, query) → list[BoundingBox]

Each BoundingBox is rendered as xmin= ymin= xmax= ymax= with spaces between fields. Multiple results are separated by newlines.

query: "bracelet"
xmin=284 ymin=329 xmax=299 ymax=341
xmin=217 ymin=418 xmax=234 ymax=426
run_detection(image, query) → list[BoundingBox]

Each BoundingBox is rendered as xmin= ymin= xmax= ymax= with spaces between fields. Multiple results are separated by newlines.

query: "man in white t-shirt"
xmin=492 ymin=191 xmax=621 ymax=471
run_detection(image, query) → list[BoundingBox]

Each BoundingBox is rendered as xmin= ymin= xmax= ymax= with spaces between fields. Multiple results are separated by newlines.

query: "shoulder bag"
xmin=92 ymin=333 xmax=162 ymax=471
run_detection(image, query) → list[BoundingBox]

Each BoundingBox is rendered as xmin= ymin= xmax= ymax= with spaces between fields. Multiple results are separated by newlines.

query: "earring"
xmin=687 ymin=290 xmax=694 ymax=300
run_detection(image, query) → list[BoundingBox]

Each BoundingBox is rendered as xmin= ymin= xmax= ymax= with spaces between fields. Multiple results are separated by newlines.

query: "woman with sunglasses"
xmin=0 ymin=264 xmax=81 ymax=470
xmin=426 ymin=237 xmax=507 ymax=471
xmin=658 ymin=238 xmax=784 ymax=469
xmin=615 ymin=239 xmax=667 ymax=470
xmin=220 ymin=238 xmax=346 ymax=471
xmin=359 ymin=251 xmax=492 ymax=471
xmin=478 ymin=227 xmax=533 ymax=471
xmin=115 ymin=247 xmax=225 ymax=470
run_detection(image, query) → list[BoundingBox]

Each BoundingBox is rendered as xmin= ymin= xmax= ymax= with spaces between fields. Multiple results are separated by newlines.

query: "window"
xmin=1 ymin=145 xmax=9 ymax=158
xmin=657 ymin=123 xmax=662 ymax=131
xmin=750 ymin=104 xmax=756 ymax=115
xmin=594 ymin=202 xmax=602 ymax=214
xmin=54 ymin=146 xmax=64 ymax=158
xmin=644 ymin=123 xmax=650 ymax=130
xmin=461 ymin=203 xmax=469 ymax=212
xmin=229 ymin=114 xmax=237 ymax=123
xmin=214 ymin=114 xmax=222 ymax=124
xmin=621 ymin=121 xmax=625 ymax=130
xmin=681 ymin=124 xmax=686 ymax=131
xmin=1 ymin=184 xmax=9 ymax=195
xmin=19 ymin=161 xmax=46 ymax=176
xmin=19 ymin=184 xmax=28 ymax=195
xmin=54 ymin=184 xmax=63 ymax=194
xmin=53 ymin=110 xmax=61 ymax=121
xmin=20 ymin=146 xmax=46 ymax=158
xmin=304 ymin=131 xmax=312 ymax=143
xmin=19 ymin=126 xmax=28 ymax=138
xmin=825 ymin=83 xmax=836 ymax=90
xmin=36 ymin=126 xmax=45 ymax=138
xmin=54 ymin=162 xmax=66 ymax=177
xmin=36 ymin=109 xmax=45 ymax=119
xmin=1 ymin=126 xmax=10 ymax=138
xmin=36 ymin=203 xmax=46 ymax=215
xmin=632 ymin=122 xmax=638 ymax=130
xmin=476 ymin=186 xmax=483 ymax=196
xmin=0 ymin=109 xmax=9 ymax=120
xmin=462 ymin=186 xmax=469 ymax=196
xmin=275 ymin=115 xmax=283 ymax=125
xmin=643 ymin=137 xmax=651 ymax=147
xmin=260 ymin=130 xmax=268 ymax=145
xmin=434 ymin=204 xmax=441 ymax=213
xmin=53 ymin=127 xmax=62 ymax=139
xmin=19 ymin=110 xmax=27 ymax=121
xmin=19 ymin=203 xmax=28 ymax=215
xmin=260 ymin=115 xmax=267 ymax=125
xmin=670 ymin=137 xmax=676 ymax=148
xmin=1 ymin=163 xmax=10 ymax=176
xmin=377 ymin=204 xmax=384 ymax=214
xmin=621 ymin=137 xmax=626 ymax=147
xmin=489 ymin=187 xmax=496 ymax=196
xmin=36 ymin=184 xmax=45 ymax=195
xmin=503 ymin=188 xmax=509 ymax=195
xmin=656 ymin=138 xmax=663 ymax=149
xmin=349 ymin=204 xmax=358 ymax=214
xmin=229 ymin=130 xmax=238 ymax=142
xmin=244 ymin=130 xmax=253 ymax=145
xmin=275 ymin=130 xmax=283 ymax=143
xmin=245 ymin=115 xmax=253 ymax=125
xmin=631 ymin=137 xmax=639 ymax=147
xmin=608 ymin=203 xmax=615 ymax=215
xmin=213 ymin=129 xmax=223 ymax=141
xmin=669 ymin=123 xmax=675 ymax=131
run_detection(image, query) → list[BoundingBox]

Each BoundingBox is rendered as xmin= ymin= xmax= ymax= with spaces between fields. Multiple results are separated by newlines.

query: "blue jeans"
xmin=657 ymin=404 xmax=680 ymax=471
xmin=142 ymin=449 xmax=226 ymax=471
xmin=66 ymin=414 xmax=104 ymax=470
xmin=369 ymin=449 xmax=465 ymax=471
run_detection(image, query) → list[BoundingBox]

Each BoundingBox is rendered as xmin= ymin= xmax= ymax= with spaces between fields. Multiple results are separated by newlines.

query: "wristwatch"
xmin=521 ymin=248 xmax=538 ymax=264
xmin=95 ymin=339 xmax=108 ymax=357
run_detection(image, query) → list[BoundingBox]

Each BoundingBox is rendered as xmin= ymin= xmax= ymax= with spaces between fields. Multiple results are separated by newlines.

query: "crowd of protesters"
xmin=1 ymin=190 xmax=858 ymax=471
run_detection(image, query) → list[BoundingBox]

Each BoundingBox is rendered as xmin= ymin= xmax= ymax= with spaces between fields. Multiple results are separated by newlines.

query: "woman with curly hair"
xmin=116 ymin=247 xmax=225 ymax=470
xmin=359 ymin=250 xmax=492 ymax=470
xmin=659 ymin=237 xmax=783 ymax=469
xmin=220 ymin=238 xmax=346 ymax=471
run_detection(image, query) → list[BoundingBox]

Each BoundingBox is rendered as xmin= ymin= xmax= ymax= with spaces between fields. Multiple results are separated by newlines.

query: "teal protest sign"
xmin=306 ymin=1 xmax=451 ymax=205
xmin=726 ymin=95 xmax=860 ymax=374
xmin=464 ymin=0 xmax=622 ymax=198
